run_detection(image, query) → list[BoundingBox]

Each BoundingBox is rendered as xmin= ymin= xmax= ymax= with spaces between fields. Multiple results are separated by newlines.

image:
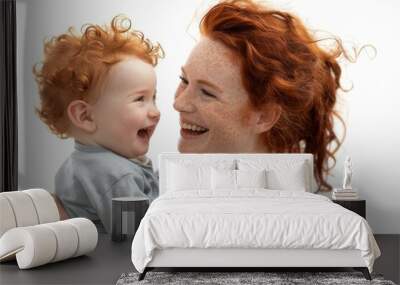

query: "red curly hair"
xmin=34 ymin=15 xmax=163 ymax=138
xmin=200 ymin=0 xmax=349 ymax=191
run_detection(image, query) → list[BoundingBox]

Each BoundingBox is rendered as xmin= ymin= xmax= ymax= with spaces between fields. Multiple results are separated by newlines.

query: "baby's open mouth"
xmin=138 ymin=125 xmax=156 ymax=140
xmin=181 ymin=122 xmax=209 ymax=136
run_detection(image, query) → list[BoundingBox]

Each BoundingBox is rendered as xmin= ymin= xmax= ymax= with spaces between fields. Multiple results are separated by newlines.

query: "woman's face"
xmin=174 ymin=37 xmax=263 ymax=153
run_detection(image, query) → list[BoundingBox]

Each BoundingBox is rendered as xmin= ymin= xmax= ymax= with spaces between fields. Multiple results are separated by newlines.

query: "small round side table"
xmin=111 ymin=197 xmax=149 ymax=242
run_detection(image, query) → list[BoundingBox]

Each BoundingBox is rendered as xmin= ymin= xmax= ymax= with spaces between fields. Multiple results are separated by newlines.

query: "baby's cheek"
xmin=121 ymin=112 xmax=142 ymax=128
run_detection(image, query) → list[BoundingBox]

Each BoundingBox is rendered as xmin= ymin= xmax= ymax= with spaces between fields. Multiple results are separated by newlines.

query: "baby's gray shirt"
xmin=55 ymin=141 xmax=159 ymax=233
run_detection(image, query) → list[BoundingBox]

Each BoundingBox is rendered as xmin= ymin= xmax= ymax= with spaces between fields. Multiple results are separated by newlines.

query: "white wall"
xmin=17 ymin=0 xmax=400 ymax=234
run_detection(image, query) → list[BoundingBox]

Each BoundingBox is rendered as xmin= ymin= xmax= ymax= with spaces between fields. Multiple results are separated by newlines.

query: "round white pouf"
xmin=24 ymin=189 xmax=59 ymax=223
xmin=0 ymin=218 xmax=98 ymax=269
xmin=65 ymin=218 xmax=98 ymax=257
xmin=0 ymin=226 xmax=57 ymax=269
xmin=42 ymin=221 xmax=79 ymax=262
xmin=0 ymin=196 xmax=17 ymax=237
xmin=0 ymin=191 xmax=39 ymax=227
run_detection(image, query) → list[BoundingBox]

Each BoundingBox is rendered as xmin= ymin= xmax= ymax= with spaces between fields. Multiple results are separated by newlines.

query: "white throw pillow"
xmin=166 ymin=162 xmax=211 ymax=191
xmin=211 ymin=168 xmax=268 ymax=190
xmin=236 ymin=169 xmax=267 ymax=189
xmin=166 ymin=159 xmax=235 ymax=192
xmin=266 ymin=162 xmax=307 ymax=191
xmin=237 ymin=159 xmax=308 ymax=191
xmin=211 ymin=168 xmax=236 ymax=190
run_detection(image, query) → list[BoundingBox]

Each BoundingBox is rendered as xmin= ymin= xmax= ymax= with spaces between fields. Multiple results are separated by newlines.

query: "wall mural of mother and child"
xmin=33 ymin=0 xmax=364 ymax=233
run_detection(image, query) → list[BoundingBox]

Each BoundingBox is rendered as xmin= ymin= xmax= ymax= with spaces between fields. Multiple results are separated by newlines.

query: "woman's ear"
xmin=253 ymin=103 xmax=282 ymax=134
xmin=67 ymin=100 xmax=97 ymax=133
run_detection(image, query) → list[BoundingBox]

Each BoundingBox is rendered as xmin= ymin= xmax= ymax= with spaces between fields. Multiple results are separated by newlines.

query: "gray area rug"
xmin=116 ymin=271 xmax=396 ymax=285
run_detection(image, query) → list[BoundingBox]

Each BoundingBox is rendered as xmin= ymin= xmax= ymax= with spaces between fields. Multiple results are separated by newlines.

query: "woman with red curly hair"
xmin=174 ymin=0 xmax=348 ymax=191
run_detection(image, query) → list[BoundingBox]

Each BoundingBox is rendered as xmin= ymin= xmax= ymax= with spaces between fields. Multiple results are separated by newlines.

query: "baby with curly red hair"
xmin=33 ymin=16 xmax=163 ymax=233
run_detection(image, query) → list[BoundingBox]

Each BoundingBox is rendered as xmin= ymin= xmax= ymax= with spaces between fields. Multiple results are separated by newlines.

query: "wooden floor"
xmin=373 ymin=234 xmax=400 ymax=284
xmin=0 ymin=234 xmax=398 ymax=284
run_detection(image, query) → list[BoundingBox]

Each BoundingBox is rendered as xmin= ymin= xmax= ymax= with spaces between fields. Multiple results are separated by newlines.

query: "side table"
xmin=112 ymin=197 xmax=149 ymax=242
xmin=332 ymin=199 xmax=366 ymax=219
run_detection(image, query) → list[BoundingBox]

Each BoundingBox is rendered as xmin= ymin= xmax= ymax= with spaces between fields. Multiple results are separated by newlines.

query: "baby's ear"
xmin=253 ymin=103 xmax=282 ymax=134
xmin=67 ymin=100 xmax=96 ymax=133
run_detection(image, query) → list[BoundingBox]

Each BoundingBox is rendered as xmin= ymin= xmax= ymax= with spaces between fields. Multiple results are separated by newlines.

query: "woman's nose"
xmin=173 ymin=89 xmax=196 ymax=113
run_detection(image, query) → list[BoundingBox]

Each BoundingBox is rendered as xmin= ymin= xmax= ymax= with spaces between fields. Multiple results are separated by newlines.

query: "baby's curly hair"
xmin=33 ymin=15 xmax=164 ymax=138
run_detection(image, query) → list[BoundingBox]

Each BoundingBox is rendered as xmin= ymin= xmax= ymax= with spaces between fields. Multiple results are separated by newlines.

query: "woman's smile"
xmin=180 ymin=119 xmax=209 ymax=139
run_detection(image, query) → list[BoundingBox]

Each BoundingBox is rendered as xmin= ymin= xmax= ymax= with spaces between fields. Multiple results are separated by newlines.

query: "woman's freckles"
xmin=175 ymin=37 xmax=260 ymax=153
